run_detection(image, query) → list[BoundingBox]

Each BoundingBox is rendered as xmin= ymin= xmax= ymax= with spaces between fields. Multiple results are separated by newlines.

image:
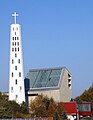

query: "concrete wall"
xmin=26 ymin=68 xmax=72 ymax=106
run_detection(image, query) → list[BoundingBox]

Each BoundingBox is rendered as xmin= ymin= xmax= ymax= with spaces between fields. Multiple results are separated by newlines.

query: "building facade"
xmin=9 ymin=12 xmax=25 ymax=104
xmin=25 ymin=67 xmax=72 ymax=106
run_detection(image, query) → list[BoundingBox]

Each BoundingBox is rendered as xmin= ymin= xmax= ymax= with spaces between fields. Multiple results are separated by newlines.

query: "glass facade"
xmin=25 ymin=68 xmax=62 ymax=90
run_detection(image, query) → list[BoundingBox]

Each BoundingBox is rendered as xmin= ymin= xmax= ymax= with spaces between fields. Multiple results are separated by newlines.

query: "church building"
xmin=8 ymin=12 xmax=72 ymax=106
xmin=25 ymin=67 xmax=72 ymax=106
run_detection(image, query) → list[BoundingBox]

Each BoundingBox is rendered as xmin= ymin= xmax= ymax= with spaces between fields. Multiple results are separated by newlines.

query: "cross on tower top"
xmin=12 ymin=12 xmax=19 ymax=24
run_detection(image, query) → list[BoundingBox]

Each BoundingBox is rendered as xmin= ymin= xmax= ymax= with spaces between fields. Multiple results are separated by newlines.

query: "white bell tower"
xmin=9 ymin=12 xmax=25 ymax=104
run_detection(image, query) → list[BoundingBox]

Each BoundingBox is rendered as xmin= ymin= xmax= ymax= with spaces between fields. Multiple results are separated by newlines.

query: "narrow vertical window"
xmin=15 ymin=95 xmax=18 ymax=99
xmin=11 ymin=87 xmax=13 ymax=92
xmin=17 ymin=37 xmax=19 ymax=40
xmin=20 ymin=86 xmax=22 ymax=92
xmin=16 ymin=27 xmax=18 ymax=30
xmin=12 ymin=42 xmax=14 ymax=46
xmin=12 ymin=48 xmax=14 ymax=51
xmin=12 ymin=72 xmax=13 ymax=77
xmin=15 ymin=42 xmax=16 ymax=46
xmin=13 ymin=37 xmax=14 ymax=40
xmin=18 ymin=48 xmax=19 ymax=51
xmin=13 ymin=27 xmax=14 ymax=31
xmin=12 ymin=59 xmax=14 ymax=64
xmin=15 ymin=48 xmax=16 ymax=51
xmin=19 ymin=72 xmax=21 ymax=77
xmin=15 ymin=32 xmax=16 ymax=35
xmin=15 ymin=79 xmax=17 ymax=85
xmin=15 ymin=53 xmax=17 ymax=57
xmin=15 ymin=66 xmax=17 ymax=70
xmin=18 ymin=59 xmax=20 ymax=63
xmin=15 ymin=37 xmax=16 ymax=40
xmin=17 ymin=42 xmax=19 ymax=46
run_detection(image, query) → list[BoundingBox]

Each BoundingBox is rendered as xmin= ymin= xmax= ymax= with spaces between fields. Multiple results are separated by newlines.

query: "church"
xmin=9 ymin=12 xmax=72 ymax=106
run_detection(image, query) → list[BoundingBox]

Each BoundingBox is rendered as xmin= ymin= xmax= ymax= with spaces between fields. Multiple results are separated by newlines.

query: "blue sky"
xmin=0 ymin=0 xmax=93 ymax=98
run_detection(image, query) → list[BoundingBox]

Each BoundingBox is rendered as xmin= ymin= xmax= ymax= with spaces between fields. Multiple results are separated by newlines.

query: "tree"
xmin=30 ymin=94 xmax=66 ymax=119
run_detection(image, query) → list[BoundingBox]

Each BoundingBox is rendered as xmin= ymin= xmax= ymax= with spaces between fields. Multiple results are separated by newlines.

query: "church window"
xmin=12 ymin=59 xmax=14 ymax=64
xmin=12 ymin=48 xmax=14 ymax=51
xmin=13 ymin=27 xmax=14 ymax=31
xmin=17 ymin=42 xmax=19 ymax=46
xmin=19 ymin=72 xmax=21 ymax=77
xmin=13 ymin=37 xmax=14 ymax=40
xmin=11 ymin=87 xmax=13 ymax=92
xmin=16 ymin=27 xmax=18 ymax=30
xmin=15 ymin=95 xmax=18 ymax=99
xmin=15 ymin=79 xmax=17 ymax=84
xmin=18 ymin=48 xmax=19 ymax=51
xmin=15 ymin=53 xmax=17 ymax=57
xmin=15 ymin=66 xmax=17 ymax=70
xmin=18 ymin=59 xmax=20 ymax=63
xmin=20 ymin=86 xmax=22 ymax=92
xmin=15 ymin=42 xmax=16 ymax=46
xmin=15 ymin=32 xmax=16 ymax=35
xmin=12 ymin=72 xmax=13 ymax=77
xmin=15 ymin=48 xmax=17 ymax=51
xmin=17 ymin=37 xmax=18 ymax=40
xmin=12 ymin=42 xmax=14 ymax=46
xmin=15 ymin=37 xmax=16 ymax=40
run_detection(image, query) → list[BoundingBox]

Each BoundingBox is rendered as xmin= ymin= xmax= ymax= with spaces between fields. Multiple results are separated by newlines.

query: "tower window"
xmin=12 ymin=59 xmax=14 ymax=64
xmin=12 ymin=48 xmax=14 ymax=52
xmin=15 ymin=66 xmax=17 ymax=70
xmin=13 ymin=27 xmax=14 ymax=31
xmin=15 ymin=53 xmax=17 ymax=57
xmin=19 ymin=72 xmax=21 ymax=77
xmin=17 ymin=42 xmax=19 ymax=46
xmin=15 ymin=37 xmax=16 ymax=40
xmin=16 ymin=27 xmax=18 ymax=30
xmin=11 ymin=87 xmax=13 ymax=92
xmin=20 ymin=86 xmax=22 ymax=92
xmin=17 ymin=37 xmax=19 ymax=40
xmin=18 ymin=48 xmax=19 ymax=51
xmin=13 ymin=37 xmax=14 ymax=40
xmin=15 ymin=79 xmax=17 ymax=85
xmin=15 ymin=48 xmax=17 ymax=51
xmin=18 ymin=59 xmax=20 ymax=63
xmin=15 ymin=42 xmax=16 ymax=46
xmin=15 ymin=95 xmax=18 ymax=99
xmin=12 ymin=72 xmax=13 ymax=77
xmin=12 ymin=42 xmax=14 ymax=46
xmin=15 ymin=32 xmax=16 ymax=35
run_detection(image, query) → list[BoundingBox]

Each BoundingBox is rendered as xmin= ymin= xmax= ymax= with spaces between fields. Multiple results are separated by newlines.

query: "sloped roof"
xmin=25 ymin=67 xmax=64 ymax=91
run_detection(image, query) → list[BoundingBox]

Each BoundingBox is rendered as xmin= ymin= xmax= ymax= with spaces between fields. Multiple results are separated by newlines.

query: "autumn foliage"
xmin=30 ymin=95 xmax=66 ymax=119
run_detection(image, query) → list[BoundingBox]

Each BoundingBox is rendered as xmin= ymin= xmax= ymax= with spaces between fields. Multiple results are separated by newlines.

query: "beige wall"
xmin=60 ymin=68 xmax=72 ymax=102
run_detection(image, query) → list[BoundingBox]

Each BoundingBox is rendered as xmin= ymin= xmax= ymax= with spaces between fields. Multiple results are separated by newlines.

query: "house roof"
xmin=25 ymin=67 xmax=65 ymax=91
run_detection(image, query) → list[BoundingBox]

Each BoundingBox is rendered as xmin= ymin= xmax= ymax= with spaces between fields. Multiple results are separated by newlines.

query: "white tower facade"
xmin=9 ymin=12 xmax=25 ymax=104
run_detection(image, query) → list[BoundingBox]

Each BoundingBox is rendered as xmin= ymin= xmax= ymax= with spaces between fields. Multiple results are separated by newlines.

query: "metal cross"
xmin=12 ymin=12 xmax=19 ymax=24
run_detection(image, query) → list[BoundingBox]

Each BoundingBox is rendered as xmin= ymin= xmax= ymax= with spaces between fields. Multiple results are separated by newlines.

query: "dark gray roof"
xmin=25 ymin=67 xmax=64 ymax=91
